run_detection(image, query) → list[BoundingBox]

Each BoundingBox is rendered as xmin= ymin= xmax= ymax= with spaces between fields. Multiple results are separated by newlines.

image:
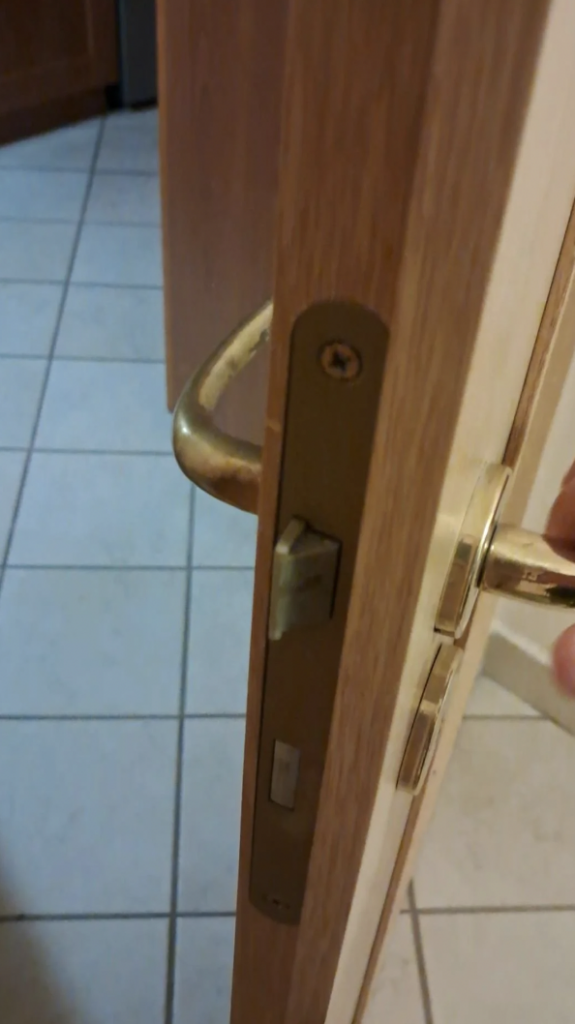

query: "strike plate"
xmin=249 ymin=301 xmax=388 ymax=924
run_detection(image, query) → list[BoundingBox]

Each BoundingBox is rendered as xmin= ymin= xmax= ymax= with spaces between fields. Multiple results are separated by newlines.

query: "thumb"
xmin=552 ymin=623 xmax=575 ymax=696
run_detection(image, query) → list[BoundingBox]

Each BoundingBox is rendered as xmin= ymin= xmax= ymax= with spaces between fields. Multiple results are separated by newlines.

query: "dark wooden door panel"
xmin=0 ymin=0 xmax=117 ymax=117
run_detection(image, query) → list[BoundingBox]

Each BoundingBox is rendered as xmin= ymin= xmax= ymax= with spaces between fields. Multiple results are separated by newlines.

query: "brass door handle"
xmin=436 ymin=464 xmax=575 ymax=639
xmin=172 ymin=302 xmax=272 ymax=514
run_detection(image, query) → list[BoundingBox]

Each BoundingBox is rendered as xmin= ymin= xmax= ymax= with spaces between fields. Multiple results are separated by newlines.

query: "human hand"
xmin=546 ymin=460 xmax=575 ymax=694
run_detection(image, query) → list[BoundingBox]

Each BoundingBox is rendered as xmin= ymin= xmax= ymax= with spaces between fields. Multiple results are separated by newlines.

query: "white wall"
xmin=493 ymin=350 xmax=575 ymax=661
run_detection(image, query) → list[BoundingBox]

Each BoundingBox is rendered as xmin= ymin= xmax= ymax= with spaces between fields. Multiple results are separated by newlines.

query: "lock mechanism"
xmin=268 ymin=518 xmax=341 ymax=641
xmin=249 ymin=301 xmax=389 ymax=924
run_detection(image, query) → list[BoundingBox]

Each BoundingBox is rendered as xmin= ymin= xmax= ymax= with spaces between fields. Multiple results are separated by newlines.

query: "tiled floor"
xmin=0 ymin=111 xmax=256 ymax=1024
xmin=1 ymin=110 xmax=574 ymax=1024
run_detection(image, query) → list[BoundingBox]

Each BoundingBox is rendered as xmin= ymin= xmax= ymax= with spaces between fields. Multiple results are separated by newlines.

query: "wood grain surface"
xmin=289 ymin=3 xmax=551 ymax=1021
xmin=230 ymin=1 xmax=556 ymax=1023
xmin=231 ymin=1 xmax=440 ymax=1021
xmin=158 ymin=0 xmax=286 ymax=441
xmin=355 ymin=195 xmax=575 ymax=1021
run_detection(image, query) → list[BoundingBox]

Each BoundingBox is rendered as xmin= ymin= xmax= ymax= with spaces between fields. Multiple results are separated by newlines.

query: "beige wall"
xmin=493 ymin=350 xmax=575 ymax=660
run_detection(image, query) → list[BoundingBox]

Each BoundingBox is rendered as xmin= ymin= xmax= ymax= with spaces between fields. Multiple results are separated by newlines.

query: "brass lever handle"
xmin=172 ymin=302 xmax=272 ymax=514
xmin=482 ymin=526 xmax=575 ymax=608
xmin=436 ymin=464 xmax=575 ymax=639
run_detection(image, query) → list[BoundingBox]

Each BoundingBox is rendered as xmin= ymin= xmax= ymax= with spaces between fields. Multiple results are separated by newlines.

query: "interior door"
xmin=163 ymin=0 xmax=575 ymax=1022
xmin=0 ymin=0 xmax=118 ymax=143
xmin=157 ymin=0 xmax=285 ymax=441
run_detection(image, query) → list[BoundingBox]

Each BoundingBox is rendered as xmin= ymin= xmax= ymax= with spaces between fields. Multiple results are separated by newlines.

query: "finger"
xmin=546 ymin=477 xmax=575 ymax=540
xmin=561 ymin=458 xmax=575 ymax=489
xmin=552 ymin=624 xmax=575 ymax=696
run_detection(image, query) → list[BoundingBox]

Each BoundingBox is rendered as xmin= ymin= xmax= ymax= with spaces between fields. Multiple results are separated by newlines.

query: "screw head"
xmin=319 ymin=340 xmax=362 ymax=381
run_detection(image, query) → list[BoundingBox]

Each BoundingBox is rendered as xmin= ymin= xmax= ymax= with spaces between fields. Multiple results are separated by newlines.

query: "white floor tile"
xmin=466 ymin=674 xmax=538 ymax=716
xmin=0 ymin=918 xmax=167 ymax=1024
xmin=72 ymin=224 xmax=162 ymax=286
xmin=10 ymin=453 xmax=190 ymax=567
xmin=0 ymin=222 xmax=75 ymax=281
xmin=0 ymin=170 xmax=87 ymax=222
xmin=0 ymin=720 xmax=177 ymax=914
xmin=187 ymin=570 xmax=254 ymax=714
xmin=0 ymin=283 xmax=62 ymax=355
xmin=422 ymin=912 xmax=575 ymax=1024
xmin=0 ymin=120 xmax=100 ymax=170
xmin=98 ymin=110 xmax=159 ymax=174
xmin=0 ymin=451 xmax=26 ymax=559
xmin=86 ymin=173 xmax=160 ymax=224
xmin=363 ymin=916 xmax=426 ymax=1024
xmin=174 ymin=917 xmax=234 ymax=1024
xmin=178 ymin=719 xmax=245 ymax=912
xmin=55 ymin=284 xmax=164 ymax=360
xmin=37 ymin=361 xmax=172 ymax=451
xmin=0 ymin=358 xmax=45 ymax=447
xmin=193 ymin=490 xmax=258 ymax=567
xmin=415 ymin=720 xmax=575 ymax=908
xmin=0 ymin=569 xmax=185 ymax=715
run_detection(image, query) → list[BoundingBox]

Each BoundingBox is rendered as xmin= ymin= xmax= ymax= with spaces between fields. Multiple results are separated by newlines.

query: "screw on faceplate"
xmin=319 ymin=340 xmax=362 ymax=381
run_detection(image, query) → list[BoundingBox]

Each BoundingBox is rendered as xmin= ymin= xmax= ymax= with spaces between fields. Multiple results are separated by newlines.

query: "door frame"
xmin=355 ymin=190 xmax=575 ymax=1019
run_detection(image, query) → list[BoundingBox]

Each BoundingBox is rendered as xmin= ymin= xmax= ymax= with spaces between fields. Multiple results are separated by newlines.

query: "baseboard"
xmin=484 ymin=626 xmax=575 ymax=735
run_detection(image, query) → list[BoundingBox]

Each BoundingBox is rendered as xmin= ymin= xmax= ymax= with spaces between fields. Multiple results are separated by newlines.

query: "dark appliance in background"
xmin=117 ymin=0 xmax=157 ymax=107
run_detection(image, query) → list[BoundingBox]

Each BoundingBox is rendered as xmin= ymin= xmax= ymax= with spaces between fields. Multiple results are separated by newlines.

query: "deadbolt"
xmin=436 ymin=463 xmax=575 ymax=639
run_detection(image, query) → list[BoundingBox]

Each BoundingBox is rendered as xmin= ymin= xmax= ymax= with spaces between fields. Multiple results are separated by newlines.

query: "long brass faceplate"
xmin=249 ymin=301 xmax=388 ymax=924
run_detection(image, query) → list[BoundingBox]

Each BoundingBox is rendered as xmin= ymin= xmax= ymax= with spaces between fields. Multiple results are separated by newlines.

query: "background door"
xmin=162 ymin=1 xmax=575 ymax=1021
xmin=0 ymin=0 xmax=118 ymax=144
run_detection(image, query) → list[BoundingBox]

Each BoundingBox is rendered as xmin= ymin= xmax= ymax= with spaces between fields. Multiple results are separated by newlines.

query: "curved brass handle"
xmin=172 ymin=302 xmax=272 ymax=514
xmin=436 ymin=464 xmax=575 ymax=639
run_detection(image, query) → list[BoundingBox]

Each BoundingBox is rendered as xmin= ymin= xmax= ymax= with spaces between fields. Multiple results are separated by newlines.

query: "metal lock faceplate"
xmin=250 ymin=301 xmax=388 ymax=924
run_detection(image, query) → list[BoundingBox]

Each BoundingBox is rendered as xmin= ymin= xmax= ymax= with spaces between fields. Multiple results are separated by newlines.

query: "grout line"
xmin=0 ymin=121 xmax=106 ymax=597
xmin=417 ymin=904 xmax=575 ymax=915
xmin=175 ymin=911 xmax=236 ymax=919
xmin=4 ymin=564 xmax=188 ymax=572
xmin=0 ymin=912 xmax=169 ymax=924
xmin=0 ymin=216 xmax=86 ymax=226
xmin=0 ymin=167 xmax=159 ymax=178
xmin=0 ymin=713 xmax=246 ymax=722
xmin=2 ymin=448 xmax=173 ymax=457
xmin=0 ymin=279 xmax=163 ymax=290
xmin=164 ymin=488 xmax=196 ymax=1024
xmin=463 ymin=714 xmax=541 ymax=722
xmin=32 ymin=449 xmax=174 ymax=457
xmin=0 ymin=910 xmax=235 ymax=925
xmin=0 ymin=215 xmax=160 ymax=229
xmin=3 ymin=563 xmax=253 ymax=572
xmin=0 ymin=356 xmax=164 ymax=364
xmin=409 ymin=884 xmax=435 ymax=1024
xmin=4 ymin=904 xmax=575 ymax=925
xmin=192 ymin=564 xmax=255 ymax=571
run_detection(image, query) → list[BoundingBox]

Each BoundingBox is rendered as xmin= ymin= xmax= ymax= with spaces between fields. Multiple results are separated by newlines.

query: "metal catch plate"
xmin=249 ymin=301 xmax=388 ymax=924
xmin=397 ymin=645 xmax=462 ymax=795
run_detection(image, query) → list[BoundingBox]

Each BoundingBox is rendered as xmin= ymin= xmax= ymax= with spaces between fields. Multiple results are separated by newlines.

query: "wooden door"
xmin=0 ymin=0 xmax=118 ymax=143
xmin=157 ymin=0 xmax=286 ymax=442
xmin=165 ymin=1 xmax=575 ymax=1022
